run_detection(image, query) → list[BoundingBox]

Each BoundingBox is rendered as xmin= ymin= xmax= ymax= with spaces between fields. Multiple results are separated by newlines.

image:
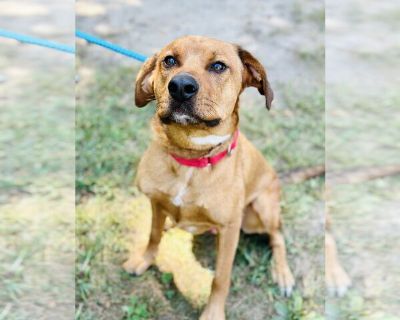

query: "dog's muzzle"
xmin=160 ymin=74 xmax=220 ymax=127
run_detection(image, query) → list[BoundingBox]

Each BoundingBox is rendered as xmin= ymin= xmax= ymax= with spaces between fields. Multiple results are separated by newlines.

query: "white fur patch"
xmin=172 ymin=187 xmax=185 ymax=206
xmin=191 ymin=134 xmax=231 ymax=146
xmin=171 ymin=168 xmax=194 ymax=207
xmin=186 ymin=226 xmax=198 ymax=234
xmin=172 ymin=113 xmax=195 ymax=125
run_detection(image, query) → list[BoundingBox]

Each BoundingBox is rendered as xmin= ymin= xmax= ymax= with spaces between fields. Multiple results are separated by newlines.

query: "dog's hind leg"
xmin=123 ymin=199 xmax=166 ymax=275
xmin=250 ymin=180 xmax=295 ymax=297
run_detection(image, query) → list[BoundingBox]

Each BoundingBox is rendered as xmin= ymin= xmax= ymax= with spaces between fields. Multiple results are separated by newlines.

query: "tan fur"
xmin=124 ymin=36 xmax=294 ymax=320
xmin=325 ymin=214 xmax=351 ymax=296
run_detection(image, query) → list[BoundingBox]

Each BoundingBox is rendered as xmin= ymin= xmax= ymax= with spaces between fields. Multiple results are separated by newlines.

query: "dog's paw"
xmin=199 ymin=305 xmax=225 ymax=320
xmin=122 ymin=252 xmax=154 ymax=275
xmin=272 ymin=265 xmax=295 ymax=297
xmin=326 ymin=263 xmax=351 ymax=297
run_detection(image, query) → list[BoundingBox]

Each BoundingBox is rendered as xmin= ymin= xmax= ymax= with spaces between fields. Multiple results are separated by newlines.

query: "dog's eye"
xmin=163 ymin=56 xmax=177 ymax=68
xmin=209 ymin=61 xmax=227 ymax=73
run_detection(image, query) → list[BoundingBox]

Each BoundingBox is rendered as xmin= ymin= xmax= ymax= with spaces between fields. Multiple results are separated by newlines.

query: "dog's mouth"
xmin=160 ymin=113 xmax=221 ymax=127
xmin=159 ymin=101 xmax=221 ymax=127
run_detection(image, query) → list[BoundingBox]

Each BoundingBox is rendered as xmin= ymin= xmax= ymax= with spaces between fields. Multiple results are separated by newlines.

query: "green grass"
xmin=76 ymin=65 xmax=154 ymax=201
xmin=76 ymin=65 xmax=325 ymax=319
xmin=326 ymin=87 xmax=400 ymax=170
xmin=0 ymin=72 xmax=74 ymax=196
xmin=326 ymin=178 xmax=400 ymax=320
xmin=325 ymin=82 xmax=400 ymax=320
xmin=121 ymin=297 xmax=150 ymax=320
xmin=0 ymin=69 xmax=75 ymax=319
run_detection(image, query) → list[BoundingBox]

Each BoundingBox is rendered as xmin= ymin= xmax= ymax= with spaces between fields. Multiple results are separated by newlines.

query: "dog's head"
xmin=134 ymin=35 xmax=273 ymax=140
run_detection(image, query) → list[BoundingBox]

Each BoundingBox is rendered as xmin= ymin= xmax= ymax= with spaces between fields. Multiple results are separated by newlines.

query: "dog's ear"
xmin=237 ymin=46 xmax=274 ymax=110
xmin=135 ymin=53 xmax=158 ymax=107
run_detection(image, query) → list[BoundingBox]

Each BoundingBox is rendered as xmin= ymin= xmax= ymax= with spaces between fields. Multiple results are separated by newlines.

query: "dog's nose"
xmin=168 ymin=74 xmax=199 ymax=102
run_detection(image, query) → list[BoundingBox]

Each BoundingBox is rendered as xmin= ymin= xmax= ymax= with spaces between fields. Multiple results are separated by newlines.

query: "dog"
xmin=325 ymin=215 xmax=351 ymax=297
xmin=123 ymin=35 xmax=294 ymax=320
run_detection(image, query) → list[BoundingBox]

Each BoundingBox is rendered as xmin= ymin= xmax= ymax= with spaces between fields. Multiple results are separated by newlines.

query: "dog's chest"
xmin=169 ymin=167 xmax=194 ymax=207
xmin=164 ymin=168 xmax=216 ymax=229
xmin=166 ymin=203 xmax=217 ymax=234
xmin=164 ymin=188 xmax=218 ymax=235
xmin=139 ymin=165 xmax=220 ymax=233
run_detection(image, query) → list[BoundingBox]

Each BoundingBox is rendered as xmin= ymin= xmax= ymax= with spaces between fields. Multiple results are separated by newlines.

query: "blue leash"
xmin=0 ymin=28 xmax=75 ymax=54
xmin=76 ymin=30 xmax=147 ymax=62
xmin=0 ymin=28 xmax=147 ymax=62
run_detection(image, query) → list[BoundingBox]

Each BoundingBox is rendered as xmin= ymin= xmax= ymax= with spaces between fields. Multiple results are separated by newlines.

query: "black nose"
xmin=168 ymin=74 xmax=199 ymax=102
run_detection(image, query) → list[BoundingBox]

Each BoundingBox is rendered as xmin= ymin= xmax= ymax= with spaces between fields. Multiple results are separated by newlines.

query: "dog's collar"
xmin=170 ymin=130 xmax=239 ymax=168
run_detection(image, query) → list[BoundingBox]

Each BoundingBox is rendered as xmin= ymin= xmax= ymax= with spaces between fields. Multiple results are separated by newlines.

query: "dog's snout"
xmin=168 ymin=74 xmax=199 ymax=102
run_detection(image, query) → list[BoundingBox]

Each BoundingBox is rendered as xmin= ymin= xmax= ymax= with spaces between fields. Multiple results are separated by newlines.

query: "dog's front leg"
xmin=123 ymin=199 xmax=166 ymax=275
xmin=325 ymin=232 xmax=351 ymax=296
xmin=200 ymin=221 xmax=241 ymax=320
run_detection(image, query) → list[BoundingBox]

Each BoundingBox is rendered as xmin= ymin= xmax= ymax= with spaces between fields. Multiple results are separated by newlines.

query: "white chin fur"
xmin=191 ymin=133 xmax=231 ymax=146
xmin=172 ymin=113 xmax=195 ymax=125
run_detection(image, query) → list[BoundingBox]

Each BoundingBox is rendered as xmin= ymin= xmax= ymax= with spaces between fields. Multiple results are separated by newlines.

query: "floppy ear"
xmin=237 ymin=46 xmax=274 ymax=110
xmin=135 ymin=54 xmax=158 ymax=107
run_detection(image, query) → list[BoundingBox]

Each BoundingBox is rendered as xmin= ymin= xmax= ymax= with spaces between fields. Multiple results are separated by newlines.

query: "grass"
xmin=0 ymin=72 xmax=74 ymax=196
xmin=325 ymin=82 xmax=400 ymax=320
xmin=0 ymin=68 xmax=75 ymax=319
xmin=121 ymin=296 xmax=150 ymax=320
xmin=326 ymin=177 xmax=400 ymax=320
xmin=326 ymin=87 xmax=400 ymax=170
xmin=76 ymin=65 xmax=153 ymax=201
xmin=75 ymin=65 xmax=325 ymax=319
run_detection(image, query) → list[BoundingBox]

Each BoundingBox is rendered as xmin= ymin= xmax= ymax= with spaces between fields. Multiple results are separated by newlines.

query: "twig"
xmin=280 ymin=164 xmax=400 ymax=185
xmin=280 ymin=165 xmax=325 ymax=184
xmin=327 ymin=164 xmax=400 ymax=185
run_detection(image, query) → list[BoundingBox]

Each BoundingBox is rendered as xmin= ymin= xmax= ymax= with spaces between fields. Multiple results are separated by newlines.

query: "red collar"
xmin=171 ymin=130 xmax=239 ymax=168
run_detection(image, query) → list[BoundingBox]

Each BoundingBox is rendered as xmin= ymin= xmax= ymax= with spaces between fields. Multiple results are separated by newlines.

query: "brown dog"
xmin=325 ymin=214 xmax=351 ymax=296
xmin=123 ymin=35 xmax=294 ymax=319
